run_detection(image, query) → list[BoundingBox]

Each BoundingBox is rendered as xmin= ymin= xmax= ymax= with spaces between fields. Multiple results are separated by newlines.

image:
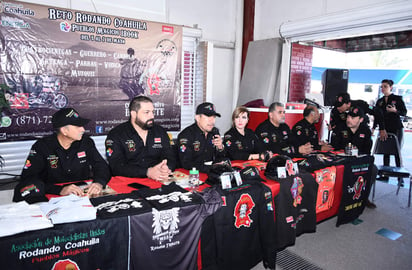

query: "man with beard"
xmin=105 ymin=96 xmax=176 ymax=181
xmin=290 ymin=105 xmax=333 ymax=155
xmin=177 ymin=102 xmax=225 ymax=173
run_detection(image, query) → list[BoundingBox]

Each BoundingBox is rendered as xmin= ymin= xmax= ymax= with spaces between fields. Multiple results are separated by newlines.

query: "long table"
xmin=0 ymin=155 xmax=374 ymax=269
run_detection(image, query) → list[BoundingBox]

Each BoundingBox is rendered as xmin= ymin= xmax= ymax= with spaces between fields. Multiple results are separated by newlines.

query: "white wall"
xmin=254 ymin=0 xmax=393 ymax=41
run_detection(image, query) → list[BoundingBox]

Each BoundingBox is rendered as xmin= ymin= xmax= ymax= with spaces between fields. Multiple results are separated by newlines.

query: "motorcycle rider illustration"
xmin=28 ymin=74 xmax=68 ymax=109
xmin=119 ymin=48 xmax=145 ymax=99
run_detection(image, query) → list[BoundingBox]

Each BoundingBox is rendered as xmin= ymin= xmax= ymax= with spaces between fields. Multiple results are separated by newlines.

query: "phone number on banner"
xmin=15 ymin=115 xmax=52 ymax=126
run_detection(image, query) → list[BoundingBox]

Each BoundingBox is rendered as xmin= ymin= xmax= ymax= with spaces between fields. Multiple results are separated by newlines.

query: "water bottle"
xmin=345 ymin=143 xmax=352 ymax=155
xmin=189 ymin=167 xmax=200 ymax=191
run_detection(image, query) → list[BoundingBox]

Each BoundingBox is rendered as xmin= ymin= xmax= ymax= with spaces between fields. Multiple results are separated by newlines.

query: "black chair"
xmin=372 ymin=132 xmax=411 ymax=207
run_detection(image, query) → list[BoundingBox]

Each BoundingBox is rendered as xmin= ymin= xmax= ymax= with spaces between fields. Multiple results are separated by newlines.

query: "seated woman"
xmin=224 ymin=106 xmax=265 ymax=160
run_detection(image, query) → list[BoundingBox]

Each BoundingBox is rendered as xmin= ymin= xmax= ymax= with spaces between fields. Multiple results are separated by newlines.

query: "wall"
xmin=288 ymin=43 xmax=313 ymax=102
xmin=254 ymin=0 xmax=393 ymax=41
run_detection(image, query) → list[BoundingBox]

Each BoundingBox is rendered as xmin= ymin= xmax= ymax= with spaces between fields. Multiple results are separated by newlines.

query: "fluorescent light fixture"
xmin=279 ymin=1 xmax=412 ymax=42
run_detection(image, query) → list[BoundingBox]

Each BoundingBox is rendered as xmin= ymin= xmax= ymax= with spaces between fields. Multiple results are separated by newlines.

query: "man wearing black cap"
xmin=331 ymin=106 xmax=377 ymax=208
xmin=177 ymin=102 xmax=225 ymax=173
xmin=331 ymin=106 xmax=372 ymax=155
xmin=105 ymin=96 xmax=176 ymax=181
xmin=330 ymin=92 xmax=387 ymax=140
xmin=13 ymin=108 xmax=111 ymax=203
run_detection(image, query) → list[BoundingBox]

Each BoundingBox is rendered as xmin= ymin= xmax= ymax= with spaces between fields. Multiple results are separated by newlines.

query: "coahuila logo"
xmin=0 ymin=116 xmax=11 ymax=127
xmin=1 ymin=2 xmax=35 ymax=16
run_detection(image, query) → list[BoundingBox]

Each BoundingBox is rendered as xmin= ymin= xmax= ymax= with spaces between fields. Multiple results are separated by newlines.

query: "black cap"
xmin=196 ymin=102 xmax=221 ymax=117
xmin=52 ymin=108 xmax=90 ymax=129
xmin=13 ymin=180 xmax=49 ymax=204
xmin=348 ymin=106 xmax=365 ymax=118
xmin=335 ymin=93 xmax=350 ymax=107
xmin=264 ymin=155 xmax=293 ymax=180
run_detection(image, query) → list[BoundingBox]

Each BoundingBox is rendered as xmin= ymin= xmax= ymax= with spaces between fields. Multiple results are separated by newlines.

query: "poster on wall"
xmin=0 ymin=0 xmax=182 ymax=141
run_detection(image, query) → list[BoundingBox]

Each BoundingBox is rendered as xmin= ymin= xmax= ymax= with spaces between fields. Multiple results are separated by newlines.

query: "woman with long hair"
xmin=223 ymin=106 xmax=264 ymax=160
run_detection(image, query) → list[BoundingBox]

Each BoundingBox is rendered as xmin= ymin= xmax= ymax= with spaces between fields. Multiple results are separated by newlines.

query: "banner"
xmin=337 ymin=155 xmax=374 ymax=226
xmin=0 ymin=0 xmax=182 ymax=141
xmin=0 ymin=217 xmax=129 ymax=269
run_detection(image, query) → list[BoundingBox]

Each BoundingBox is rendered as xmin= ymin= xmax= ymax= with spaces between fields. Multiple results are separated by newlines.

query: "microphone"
xmin=211 ymin=127 xmax=220 ymax=137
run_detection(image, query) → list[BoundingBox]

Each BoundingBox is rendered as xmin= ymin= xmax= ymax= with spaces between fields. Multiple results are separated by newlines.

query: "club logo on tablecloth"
xmin=152 ymin=208 xmax=180 ymax=245
xmin=95 ymin=198 xmax=143 ymax=213
xmin=233 ymin=194 xmax=255 ymax=228
xmin=348 ymin=176 xmax=365 ymax=200
xmin=52 ymin=259 xmax=80 ymax=270
xmin=146 ymin=191 xmax=192 ymax=204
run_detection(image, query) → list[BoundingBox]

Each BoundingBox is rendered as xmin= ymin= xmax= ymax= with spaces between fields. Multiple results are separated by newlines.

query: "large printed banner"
xmin=0 ymin=217 xmax=129 ymax=269
xmin=0 ymin=0 xmax=182 ymax=141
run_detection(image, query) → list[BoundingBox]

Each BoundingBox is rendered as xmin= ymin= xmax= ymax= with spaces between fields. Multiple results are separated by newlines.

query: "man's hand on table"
xmin=147 ymin=159 xmax=172 ymax=182
xmin=60 ymin=184 xmax=84 ymax=196
xmin=320 ymin=142 xmax=333 ymax=152
xmin=60 ymin=182 xmax=103 ymax=196
xmin=299 ymin=142 xmax=313 ymax=155
xmin=85 ymin=183 xmax=103 ymax=196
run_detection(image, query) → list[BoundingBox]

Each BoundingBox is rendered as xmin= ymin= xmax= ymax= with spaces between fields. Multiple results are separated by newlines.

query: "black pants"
xmin=383 ymin=129 xmax=403 ymax=167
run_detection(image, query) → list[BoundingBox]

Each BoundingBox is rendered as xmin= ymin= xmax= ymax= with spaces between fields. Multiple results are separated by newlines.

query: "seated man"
xmin=290 ymin=105 xmax=332 ymax=155
xmin=330 ymin=92 xmax=387 ymax=140
xmin=177 ymin=102 xmax=225 ymax=173
xmin=331 ymin=106 xmax=376 ymax=208
xmin=105 ymin=96 xmax=176 ymax=182
xmin=331 ymin=106 xmax=372 ymax=155
xmin=255 ymin=102 xmax=297 ymax=157
xmin=13 ymin=108 xmax=111 ymax=203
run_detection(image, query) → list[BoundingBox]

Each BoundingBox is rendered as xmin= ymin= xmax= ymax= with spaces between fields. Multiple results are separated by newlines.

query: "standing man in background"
xmin=105 ymin=96 xmax=176 ymax=182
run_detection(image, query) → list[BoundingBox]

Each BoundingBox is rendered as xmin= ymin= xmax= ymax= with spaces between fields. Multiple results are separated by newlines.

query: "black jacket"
xmin=224 ymin=127 xmax=264 ymax=160
xmin=177 ymin=123 xmax=226 ymax=173
xmin=330 ymin=99 xmax=385 ymax=132
xmin=255 ymin=119 xmax=294 ymax=156
xmin=105 ymin=121 xmax=176 ymax=178
xmin=290 ymin=118 xmax=321 ymax=150
xmin=20 ymin=134 xmax=110 ymax=195
xmin=375 ymin=94 xmax=407 ymax=132
xmin=331 ymin=123 xmax=372 ymax=155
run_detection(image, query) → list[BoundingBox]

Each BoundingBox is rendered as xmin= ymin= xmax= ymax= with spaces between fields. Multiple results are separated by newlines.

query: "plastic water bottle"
xmin=345 ymin=143 xmax=353 ymax=155
xmin=189 ymin=167 xmax=200 ymax=191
